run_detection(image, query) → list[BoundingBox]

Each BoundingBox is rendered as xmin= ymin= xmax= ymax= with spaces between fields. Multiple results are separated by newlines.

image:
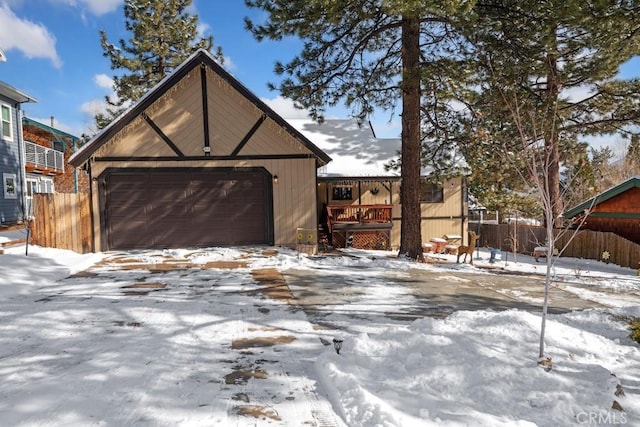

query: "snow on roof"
xmin=287 ymin=119 xmax=401 ymax=178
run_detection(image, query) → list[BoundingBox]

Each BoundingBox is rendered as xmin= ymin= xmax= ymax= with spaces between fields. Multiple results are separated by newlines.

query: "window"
xmin=3 ymin=173 xmax=17 ymax=199
xmin=41 ymin=178 xmax=54 ymax=194
xmin=419 ymin=181 xmax=444 ymax=203
xmin=332 ymin=185 xmax=353 ymax=201
xmin=26 ymin=179 xmax=38 ymax=197
xmin=1 ymin=104 xmax=12 ymax=139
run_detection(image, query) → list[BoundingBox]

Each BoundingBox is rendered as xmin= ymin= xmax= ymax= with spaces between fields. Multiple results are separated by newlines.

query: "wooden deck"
xmin=325 ymin=204 xmax=392 ymax=250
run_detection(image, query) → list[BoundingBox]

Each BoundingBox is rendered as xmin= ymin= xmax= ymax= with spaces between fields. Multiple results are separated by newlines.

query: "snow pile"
xmin=0 ymin=244 xmax=639 ymax=426
xmin=317 ymin=309 xmax=638 ymax=426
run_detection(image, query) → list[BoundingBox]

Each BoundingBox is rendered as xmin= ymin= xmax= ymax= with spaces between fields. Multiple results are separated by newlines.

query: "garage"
xmin=102 ymin=168 xmax=273 ymax=250
xmin=69 ymin=50 xmax=331 ymax=252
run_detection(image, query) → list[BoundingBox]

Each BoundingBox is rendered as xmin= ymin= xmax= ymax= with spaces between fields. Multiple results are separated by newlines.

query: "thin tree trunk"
xmin=545 ymin=26 xmax=562 ymax=228
xmin=399 ymin=16 xmax=423 ymax=259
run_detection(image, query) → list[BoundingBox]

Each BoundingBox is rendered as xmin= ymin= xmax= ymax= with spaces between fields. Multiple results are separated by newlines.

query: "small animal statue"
xmin=457 ymin=231 xmax=480 ymax=265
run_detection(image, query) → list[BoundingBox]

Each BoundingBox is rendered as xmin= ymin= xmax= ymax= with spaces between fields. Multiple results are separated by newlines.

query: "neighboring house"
xmin=21 ymin=117 xmax=88 ymax=216
xmin=0 ymin=81 xmax=37 ymax=225
xmin=69 ymin=49 xmax=331 ymax=251
xmin=564 ymin=175 xmax=640 ymax=245
xmin=289 ymin=119 xmax=469 ymax=250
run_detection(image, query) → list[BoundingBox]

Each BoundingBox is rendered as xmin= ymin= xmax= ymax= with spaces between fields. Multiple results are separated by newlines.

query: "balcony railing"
xmin=327 ymin=204 xmax=392 ymax=226
xmin=24 ymin=141 xmax=64 ymax=174
xmin=324 ymin=204 xmax=393 ymax=250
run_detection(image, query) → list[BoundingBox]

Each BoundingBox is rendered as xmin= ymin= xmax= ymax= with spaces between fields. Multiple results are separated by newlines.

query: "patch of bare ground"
xmin=202 ymin=260 xmax=248 ymax=269
xmin=233 ymin=405 xmax=281 ymax=421
xmin=121 ymin=282 xmax=167 ymax=289
xmin=111 ymin=262 xmax=193 ymax=272
xmin=250 ymin=268 xmax=293 ymax=301
xmin=224 ymin=368 xmax=268 ymax=385
xmin=261 ymin=249 xmax=278 ymax=257
xmin=67 ymin=270 xmax=99 ymax=278
xmin=122 ymin=291 xmax=150 ymax=296
xmin=247 ymin=326 xmax=279 ymax=332
xmin=231 ymin=336 xmax=296 ymax=350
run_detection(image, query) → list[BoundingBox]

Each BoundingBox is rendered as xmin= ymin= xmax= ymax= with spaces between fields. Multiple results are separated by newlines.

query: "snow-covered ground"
xmin=0 ymin=242 xmax=639 ymax=426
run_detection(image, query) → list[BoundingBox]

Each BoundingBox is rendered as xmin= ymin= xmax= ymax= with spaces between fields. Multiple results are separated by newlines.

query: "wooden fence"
xmin=31 ymin=193 xmax=93 ymax=254
xmin=477 ymin=223 xmax=640 ymax=270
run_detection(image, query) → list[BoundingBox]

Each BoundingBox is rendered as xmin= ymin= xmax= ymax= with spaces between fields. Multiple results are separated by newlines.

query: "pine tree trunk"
xmin=545 ymin=26 xmax=563 ymax=228
xmin=399 ymin=16 xmax=423 ymax=259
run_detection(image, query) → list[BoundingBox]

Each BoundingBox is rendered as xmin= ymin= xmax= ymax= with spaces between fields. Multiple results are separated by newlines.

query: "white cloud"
xmin=49 ymin=0 xmax=122 ymax=16
xmin=80 ymin=98 xmax=106 ymax=117
xmin=78 ymin=0 xmax=121 ymax=15
xmin=196 ymin=22 xmax=209 ymax=39
xmin=78 ymin=73 xmax=117 ymax=129
xmin=0 ymin=4 xmax=62 ymax=68
xmin=93 ymin=73 xmax=114 ymax=90
xmin=261 ymin=96 xmax=311 ymax=119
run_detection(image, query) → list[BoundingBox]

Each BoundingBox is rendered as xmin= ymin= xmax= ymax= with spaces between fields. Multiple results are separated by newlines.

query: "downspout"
xmin=15 ymin=105 xmax=27 ymax=221
xmin=72 ymin=137 xmax=78 ymax=193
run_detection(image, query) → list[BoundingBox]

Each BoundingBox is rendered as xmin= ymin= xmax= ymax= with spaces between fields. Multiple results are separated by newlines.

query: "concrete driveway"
xmin=283 ymin=265 xmax=607 ymax=324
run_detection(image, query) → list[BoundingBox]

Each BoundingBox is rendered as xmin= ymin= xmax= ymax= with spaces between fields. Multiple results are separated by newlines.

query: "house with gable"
xmin=69 ymin=49 xmax=469 ymax=253
xmin=69 ymin=49 xmax=331 ymax=251
xmin=0 ymin=80 xmax=36 ymax=226
xmin=21 ymin=117 xmax=88 ymax=216
xmin=289 ymin=119 xmax=469 ymax=250
xmin=564 ymin=175 xmax=640 ymax=245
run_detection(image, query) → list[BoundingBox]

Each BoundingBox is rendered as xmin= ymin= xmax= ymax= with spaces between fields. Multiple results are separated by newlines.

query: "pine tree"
xmin=625 ymin=134 xmax=640 ymax=172
xmin=245 ymin=0 xmax=470 ymax=260
xmin=97 ymin=0 xmax=223 ymax=129
xmin=463 ymin=0 xmax=640 ymax=227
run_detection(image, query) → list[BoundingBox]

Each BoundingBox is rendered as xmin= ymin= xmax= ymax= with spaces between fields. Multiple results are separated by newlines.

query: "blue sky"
xmin=0 ymin=0 xmax=401 ymax=138
xmin=0 ymin=0 xmax=637 ymax=147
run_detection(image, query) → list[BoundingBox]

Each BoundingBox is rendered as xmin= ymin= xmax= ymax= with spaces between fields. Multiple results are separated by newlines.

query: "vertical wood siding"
xmin=31 ymin=193 xmax=92 ymax=253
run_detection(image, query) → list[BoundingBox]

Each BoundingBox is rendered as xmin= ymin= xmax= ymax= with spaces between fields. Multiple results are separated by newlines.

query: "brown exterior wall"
xmin=581 ymin=187 xmax=640 ymax=244
xmin=593 ymin=187 xmax=640 ymax=213
xmin=56 ymin=150 xmax=90 ymax=193
xmin=581 ymin=217 xmax=640 ymax=245
xmin=22 ymin=123 xmax=89 ymax=193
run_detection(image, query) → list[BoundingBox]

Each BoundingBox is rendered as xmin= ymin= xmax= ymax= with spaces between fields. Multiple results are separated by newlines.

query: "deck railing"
xmin=24 ymin=141 xmax=64 ymax=173
xmin=327 ymin=204 xmax=392 ymax=226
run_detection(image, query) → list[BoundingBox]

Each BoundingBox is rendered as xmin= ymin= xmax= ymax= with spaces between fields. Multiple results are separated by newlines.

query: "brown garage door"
xmin=103 ymin=168 xmax=273 ymax=250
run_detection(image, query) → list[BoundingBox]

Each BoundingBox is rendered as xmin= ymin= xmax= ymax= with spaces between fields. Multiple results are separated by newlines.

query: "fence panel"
xmin=31 ymin=193 xmax=93 ymax=253
xmin=478 ymin=223 xmax=640 ymax=269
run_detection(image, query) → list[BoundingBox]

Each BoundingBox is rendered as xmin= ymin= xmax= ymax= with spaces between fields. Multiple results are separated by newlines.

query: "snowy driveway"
xmin=284 ymin=265 xmax=607 ymax=325
xmin=2 ymin=246 xmax=640 ymax=426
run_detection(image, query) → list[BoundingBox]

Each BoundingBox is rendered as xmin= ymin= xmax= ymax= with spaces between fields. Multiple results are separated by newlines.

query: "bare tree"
xmin=489 ymin=84 xmax=594 ymax=360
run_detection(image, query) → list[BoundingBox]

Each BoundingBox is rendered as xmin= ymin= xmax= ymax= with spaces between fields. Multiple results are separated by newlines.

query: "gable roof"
xmin=564 ymin=175 xmax=640 ymax=218
xmin=288 ymin=118 xmax=469 ymax=179
xmin=287 ymin=119 xmax=401 ymax=178
xmin=0 ymin=80 xmax=37 ymax=104
xmin=69 ymin=49 xmax=331 ymax=167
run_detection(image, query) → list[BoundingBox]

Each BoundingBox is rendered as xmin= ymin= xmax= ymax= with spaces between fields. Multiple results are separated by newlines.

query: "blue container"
xmin=489 ymin=248 xmax=501 ymax=263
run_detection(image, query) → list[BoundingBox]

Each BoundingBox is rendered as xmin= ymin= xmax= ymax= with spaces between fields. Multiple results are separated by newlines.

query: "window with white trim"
xmin=3 ymin=173 xmax=17 ymax=199
xmin=41 ymin=178 xmax=54 ymax=194
xmin=1 ymin=104 xmax=12 ymax=139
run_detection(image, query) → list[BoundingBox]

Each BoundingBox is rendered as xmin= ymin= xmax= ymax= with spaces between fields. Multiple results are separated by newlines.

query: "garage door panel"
xmin=104 ymin=169 xmax=271 ymax=250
